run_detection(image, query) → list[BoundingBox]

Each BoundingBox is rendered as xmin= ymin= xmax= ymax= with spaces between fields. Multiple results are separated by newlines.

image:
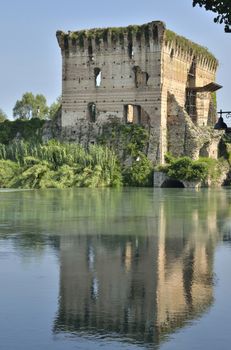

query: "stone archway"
xmin=161 ymin=179 xmax=185 ymax=188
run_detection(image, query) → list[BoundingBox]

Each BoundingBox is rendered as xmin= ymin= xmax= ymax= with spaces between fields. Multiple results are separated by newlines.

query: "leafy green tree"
xmin=193 ymin=0 xmax=231 ymax=32
xmin=0 ymin=108 xmax=7 ymax=123
xmin=13 ymin=92 xmax=49 ymax=120
xmin=48 ymin=96 xmax=61 ymax=120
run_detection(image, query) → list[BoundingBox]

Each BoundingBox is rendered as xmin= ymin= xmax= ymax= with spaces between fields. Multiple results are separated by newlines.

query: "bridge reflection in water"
xmin=53 ymin=190 xmax=226 ymax=347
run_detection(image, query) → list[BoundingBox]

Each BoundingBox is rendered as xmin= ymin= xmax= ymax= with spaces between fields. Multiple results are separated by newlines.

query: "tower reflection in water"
xmin=53 ymin=190 xmax=224 ymax=347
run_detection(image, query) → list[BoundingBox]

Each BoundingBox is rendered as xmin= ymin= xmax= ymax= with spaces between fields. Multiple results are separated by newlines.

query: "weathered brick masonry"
xmin=56 ymin=21 xmax=222 ymax=164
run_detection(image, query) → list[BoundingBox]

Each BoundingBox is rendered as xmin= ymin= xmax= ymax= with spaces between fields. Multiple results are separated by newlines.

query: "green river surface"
xmin=0 ymin=188 xmax=231 ymax=349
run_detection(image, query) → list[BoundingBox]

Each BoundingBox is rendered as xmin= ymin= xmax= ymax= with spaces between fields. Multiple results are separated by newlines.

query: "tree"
xmin=48 ymin=96 xmax=61 ymax=120
xmin=193 ymin=0 xmax=231 ymax=32
xmin=0 ymin=108 xmax=7 ymax=123
xmin=13 ymin=92 xmax=49 ymax=120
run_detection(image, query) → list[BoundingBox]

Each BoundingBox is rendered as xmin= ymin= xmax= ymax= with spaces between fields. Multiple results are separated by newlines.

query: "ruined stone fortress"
xmin=56 ymin=21 xmax=222 ymax=164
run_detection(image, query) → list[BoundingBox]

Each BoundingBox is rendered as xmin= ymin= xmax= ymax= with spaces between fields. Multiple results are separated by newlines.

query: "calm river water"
xmin=0 ymin=188 xmax=231 ymax=349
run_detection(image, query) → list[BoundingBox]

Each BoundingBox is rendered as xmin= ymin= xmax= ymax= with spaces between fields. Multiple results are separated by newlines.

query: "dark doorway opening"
xmin=161 ymin=179 xmax=185 ymax=188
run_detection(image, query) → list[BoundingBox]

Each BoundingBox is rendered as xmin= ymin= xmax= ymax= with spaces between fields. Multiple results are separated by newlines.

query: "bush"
xmin=159 ymin=154 xmax=227 ymax=184
xmin=0 ymin=160 xmax=19 ymax=188
xmin=166 ymin=157 xmax=208 ymax=181
xmin=123 ymin=153 xmax=153 ymax=186
xmin=197 ymin=157 xmax=227 ymax=184
xmin=0 ymin=141 xmax=123 ymax=189
xmin=0 ymin=118 xmax=45 ymax=144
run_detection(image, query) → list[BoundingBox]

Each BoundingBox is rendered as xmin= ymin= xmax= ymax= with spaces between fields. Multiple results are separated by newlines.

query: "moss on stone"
xmin=97 ymin=122 xmax=149 ymax=158
xmin=57 ymin=23 xmax=218 ymax=69
xmin=165 ymin=29 xmax=218 ymax=66
xmin=59 ymin=23 xmax=154 ymax=47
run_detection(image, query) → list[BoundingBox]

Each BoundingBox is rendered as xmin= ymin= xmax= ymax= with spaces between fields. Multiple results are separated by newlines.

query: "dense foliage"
xmin=193 ymin=0 xmax=231 ymax=32
xmin=48 ymin=96 xmax=61 ymax=120
xmin=123 ymin=153 xmax=153 ymax=186
xmin=0 ymin=122 xmax=154 ymax=188
xmin=0 ymin=141 xmax=122 ymax=189
xmin=158 ymin=154 xmax=207 ymax=181
xmin=97 ymin=123 xmax=153 ymax=186
xmin=158 ymin=153 xmax=226 ymax=184
xmin=0 ymin=118 xmax=45 ymax=144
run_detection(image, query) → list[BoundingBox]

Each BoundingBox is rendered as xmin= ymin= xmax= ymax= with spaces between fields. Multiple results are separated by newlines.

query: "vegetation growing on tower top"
xmin=57 ymin=21 xmax=218 ymax=67
xmin=56 ymin=22 xmax=159 ymax=48
xmin=165 ymin=29 xmax=218 ymax=65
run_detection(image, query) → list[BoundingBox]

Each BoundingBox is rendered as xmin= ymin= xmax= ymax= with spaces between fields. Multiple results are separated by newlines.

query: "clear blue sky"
xmin=0 ymin=0 xmax=230 ymax=119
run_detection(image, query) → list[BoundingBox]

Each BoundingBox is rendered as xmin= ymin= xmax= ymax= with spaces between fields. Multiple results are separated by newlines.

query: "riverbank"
xmin=0 ymin=139 xmax=229 ymax=189
xmin=0 ymin=118 xmax=230 ymax=189
xmin=0 ymin=140 xmax=153 ymax=189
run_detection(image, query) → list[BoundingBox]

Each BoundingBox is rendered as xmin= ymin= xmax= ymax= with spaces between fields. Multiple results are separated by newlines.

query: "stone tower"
xmin=57 ymin=21 xmax=222 ymax=163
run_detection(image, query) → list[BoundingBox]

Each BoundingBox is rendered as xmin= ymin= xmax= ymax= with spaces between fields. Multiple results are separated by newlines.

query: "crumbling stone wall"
xmin=57 ymin=21 xmax=222 ymax=164
xmin=167 ymin=93 xmax=223 ymax=159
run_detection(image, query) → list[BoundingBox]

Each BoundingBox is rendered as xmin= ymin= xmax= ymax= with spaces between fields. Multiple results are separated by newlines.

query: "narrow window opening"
xmin=88 ymin=102 xmax=96 ymax=122
xmin=145 ymin=72 xmax=149 ymax=84
xmin=126 ymin=105 xmax=134 ymax=123
xmin=94 ymin=68 xmax=102 ymax=87
xmin=128 ymin=43 xmax=134 ymax=59
xmin=124 ymin=104 xmax=141 ymax=124
xmin=88 ymin=45 xmax=94 ymax=61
